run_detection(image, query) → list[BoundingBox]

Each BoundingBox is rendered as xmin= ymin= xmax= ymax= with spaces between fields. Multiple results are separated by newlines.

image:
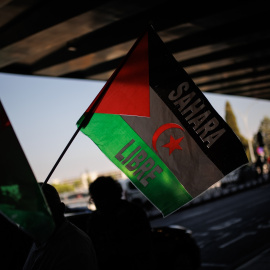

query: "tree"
xmin=225 ymin=101 xmax=249 ymax=160
xmin=257 ymin=116 xmax=270 ymax=157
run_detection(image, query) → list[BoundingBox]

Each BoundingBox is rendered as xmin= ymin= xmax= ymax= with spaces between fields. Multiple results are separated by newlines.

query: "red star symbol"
xmin=162 ymin=135 xmax=184 ymax=155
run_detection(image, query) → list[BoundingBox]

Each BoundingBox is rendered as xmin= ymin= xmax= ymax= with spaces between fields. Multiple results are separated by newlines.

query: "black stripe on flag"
xmin=148 ymin=27 xmax=248 ymax=175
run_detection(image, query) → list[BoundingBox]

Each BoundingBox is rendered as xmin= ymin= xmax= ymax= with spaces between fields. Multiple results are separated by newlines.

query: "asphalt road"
xmin=150 ymin=182 xmax=270 ymax=270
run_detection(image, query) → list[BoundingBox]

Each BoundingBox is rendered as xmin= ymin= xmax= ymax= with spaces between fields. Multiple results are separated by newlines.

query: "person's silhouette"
xmin=1 ymin=213 xmax=32 ymax=270
xmin=23 ymin=183 xmax=98 ymax=270
xmin=87 ymin=176 xmax=155 ymax=270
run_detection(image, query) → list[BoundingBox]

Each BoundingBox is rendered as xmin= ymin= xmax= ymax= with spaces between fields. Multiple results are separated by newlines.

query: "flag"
xmin=0 ymin=101 xmax=55 ymax=242
xmin=77 ymin=26 xmax=248 ymax=216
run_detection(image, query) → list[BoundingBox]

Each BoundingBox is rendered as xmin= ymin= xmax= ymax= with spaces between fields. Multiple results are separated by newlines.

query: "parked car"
xmin=65 ymin=209 xmax=201 ymax=270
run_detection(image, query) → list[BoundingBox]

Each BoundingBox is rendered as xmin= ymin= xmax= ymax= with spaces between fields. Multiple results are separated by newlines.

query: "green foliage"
xmin=225 ymin=101 xmax=240 ymax=134
xmin=52 ymin=179 xmax=84 ymax=194
xmin=73 ymin=179 xmax=82 ymax=188
xmin=257 ymin=116 xmax=270 ymax=156
xmin=52 ymin=183 xmax=74 ymax=193
xmin=225 ymin=101 xmax=249 ymax=158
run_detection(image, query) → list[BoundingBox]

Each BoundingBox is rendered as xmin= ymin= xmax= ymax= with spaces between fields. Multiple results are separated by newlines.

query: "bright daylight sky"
xmin=1 ymin=73 xmax=270 ymax=182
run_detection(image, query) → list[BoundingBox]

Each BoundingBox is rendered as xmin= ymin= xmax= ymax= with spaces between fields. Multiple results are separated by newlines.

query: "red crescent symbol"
xmin=152 ymin=123 xmax=184 ymax=152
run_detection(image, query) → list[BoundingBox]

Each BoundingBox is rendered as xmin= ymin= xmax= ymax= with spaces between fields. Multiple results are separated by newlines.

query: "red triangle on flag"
xmin=86 ymin=31 xmax=150 ymax=117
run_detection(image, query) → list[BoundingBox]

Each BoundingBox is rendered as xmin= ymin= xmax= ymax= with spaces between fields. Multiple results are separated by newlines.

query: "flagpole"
xmin=43 ymin=83 xmax=113 ymax=185
xmin=43 ymin=111 xmax=94 ymax=185
xmin=43 ymin=128 xmax=80 ymax=184
xmin=44 ymin=74 xmax=114 ymax=184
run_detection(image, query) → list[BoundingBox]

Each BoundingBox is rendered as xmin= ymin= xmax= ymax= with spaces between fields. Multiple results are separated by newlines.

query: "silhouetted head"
xmin=89 ymin=176 xmax=122 ymax=211
xmin=39 ymin=183 xmax=65 ymax=227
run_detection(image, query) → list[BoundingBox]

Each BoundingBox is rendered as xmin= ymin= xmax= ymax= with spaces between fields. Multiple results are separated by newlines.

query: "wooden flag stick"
xmin=43 ymin=111 xmax=95 ymax=185
xmin=43 ymin=127 xmax=80 ymax=185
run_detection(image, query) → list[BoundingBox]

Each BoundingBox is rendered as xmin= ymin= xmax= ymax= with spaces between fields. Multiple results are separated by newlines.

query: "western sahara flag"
xmin=0 ymin=101 xmax=55 ymax=242
xmin=77 ymin=26 xmax=248 ymax=216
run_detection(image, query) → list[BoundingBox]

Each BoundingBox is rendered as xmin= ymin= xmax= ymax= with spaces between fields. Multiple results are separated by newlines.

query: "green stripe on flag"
xmin=1 ymin=206 xmax=54 ymax=241
xmin=78 ymin=113 xmax=192 ymax=216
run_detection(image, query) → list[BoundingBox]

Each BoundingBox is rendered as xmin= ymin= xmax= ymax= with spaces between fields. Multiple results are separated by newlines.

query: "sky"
xmin=1 ymin=72 xmax=270 ymax=182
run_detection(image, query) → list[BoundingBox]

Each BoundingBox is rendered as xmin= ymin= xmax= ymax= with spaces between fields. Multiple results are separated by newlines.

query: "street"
xmin=150 ymin=181 xmax=270 ymax=269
